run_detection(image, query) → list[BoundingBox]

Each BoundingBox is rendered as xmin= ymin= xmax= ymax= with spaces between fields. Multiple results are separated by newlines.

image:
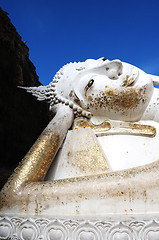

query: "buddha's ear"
xmin=73 ymin=73 xmax=90 ymax=104
xmin=74 ymin=85 xmax=85 ymax=104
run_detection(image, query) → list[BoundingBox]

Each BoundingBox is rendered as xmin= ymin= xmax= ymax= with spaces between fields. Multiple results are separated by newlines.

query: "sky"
xmin=1 ymin=0 xmax=159 ymax=85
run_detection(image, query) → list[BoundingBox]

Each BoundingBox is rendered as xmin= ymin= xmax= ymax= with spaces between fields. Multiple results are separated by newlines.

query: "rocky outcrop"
xmin=0 ymin=8 xmax=52 ymax=189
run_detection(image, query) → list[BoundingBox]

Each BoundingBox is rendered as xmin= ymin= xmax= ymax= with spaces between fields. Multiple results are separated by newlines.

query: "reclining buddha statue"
xmin=1 ymin=57 xmax=159 ymax=240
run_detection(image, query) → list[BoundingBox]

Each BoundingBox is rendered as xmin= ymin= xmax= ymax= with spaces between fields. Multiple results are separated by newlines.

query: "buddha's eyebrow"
xmin=76 ymin=67 xmax=86 ymax=71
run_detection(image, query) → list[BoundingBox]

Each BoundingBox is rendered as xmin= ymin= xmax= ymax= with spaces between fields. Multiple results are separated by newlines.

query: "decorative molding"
xmin=1 ymin=215 xmax=159 ymax=240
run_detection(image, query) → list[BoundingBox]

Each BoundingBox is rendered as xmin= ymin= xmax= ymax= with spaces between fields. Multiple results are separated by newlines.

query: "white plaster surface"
xmin=46 ymin=127 xmax=108 ymax=180
xmin=97 ymin=121 xmax=159 ymax=171
xmin=1 ymin=215 xmax=159 ymax=240
xmin=46 ymin=120 xmax=159 ymax=178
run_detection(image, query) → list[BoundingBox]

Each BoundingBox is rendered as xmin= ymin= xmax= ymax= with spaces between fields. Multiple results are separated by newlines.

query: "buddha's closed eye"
xmin=85 ymin=79 xmax=94 ymax=97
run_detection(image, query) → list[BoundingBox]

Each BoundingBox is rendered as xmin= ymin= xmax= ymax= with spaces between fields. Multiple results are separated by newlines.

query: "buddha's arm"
xmin=0 ymin=105 xmax=73 ymax=207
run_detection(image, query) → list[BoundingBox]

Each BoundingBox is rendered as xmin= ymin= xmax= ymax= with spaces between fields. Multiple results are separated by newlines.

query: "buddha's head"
xmin=22 ymin=58 xmax=154 ymax=122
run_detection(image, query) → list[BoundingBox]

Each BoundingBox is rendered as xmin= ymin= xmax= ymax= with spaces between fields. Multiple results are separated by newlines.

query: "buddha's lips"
xmin=121 ymin=70 xmax=139 ymax=88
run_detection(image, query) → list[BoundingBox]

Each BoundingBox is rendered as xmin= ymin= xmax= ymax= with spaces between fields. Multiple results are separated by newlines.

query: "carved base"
xmin=1 ymin=215 xmax=159 ymax=240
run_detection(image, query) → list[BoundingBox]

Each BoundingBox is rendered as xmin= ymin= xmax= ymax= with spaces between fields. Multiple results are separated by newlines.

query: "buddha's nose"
xmin=105 ymin=60 xmax=123 ymax=80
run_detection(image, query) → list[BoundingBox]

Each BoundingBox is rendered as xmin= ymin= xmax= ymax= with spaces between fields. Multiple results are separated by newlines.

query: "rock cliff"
xmin=0 ymin=8 xmax=52 ymax=188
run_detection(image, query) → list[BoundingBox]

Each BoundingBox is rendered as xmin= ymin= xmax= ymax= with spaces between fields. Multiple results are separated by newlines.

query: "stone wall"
xmin=0 ymin=8 xmax=52 ymax=188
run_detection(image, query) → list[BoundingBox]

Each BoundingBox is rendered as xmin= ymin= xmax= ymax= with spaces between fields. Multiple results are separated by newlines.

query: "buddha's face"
xmin=74 ymin=59 xmax=154 ymax=121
